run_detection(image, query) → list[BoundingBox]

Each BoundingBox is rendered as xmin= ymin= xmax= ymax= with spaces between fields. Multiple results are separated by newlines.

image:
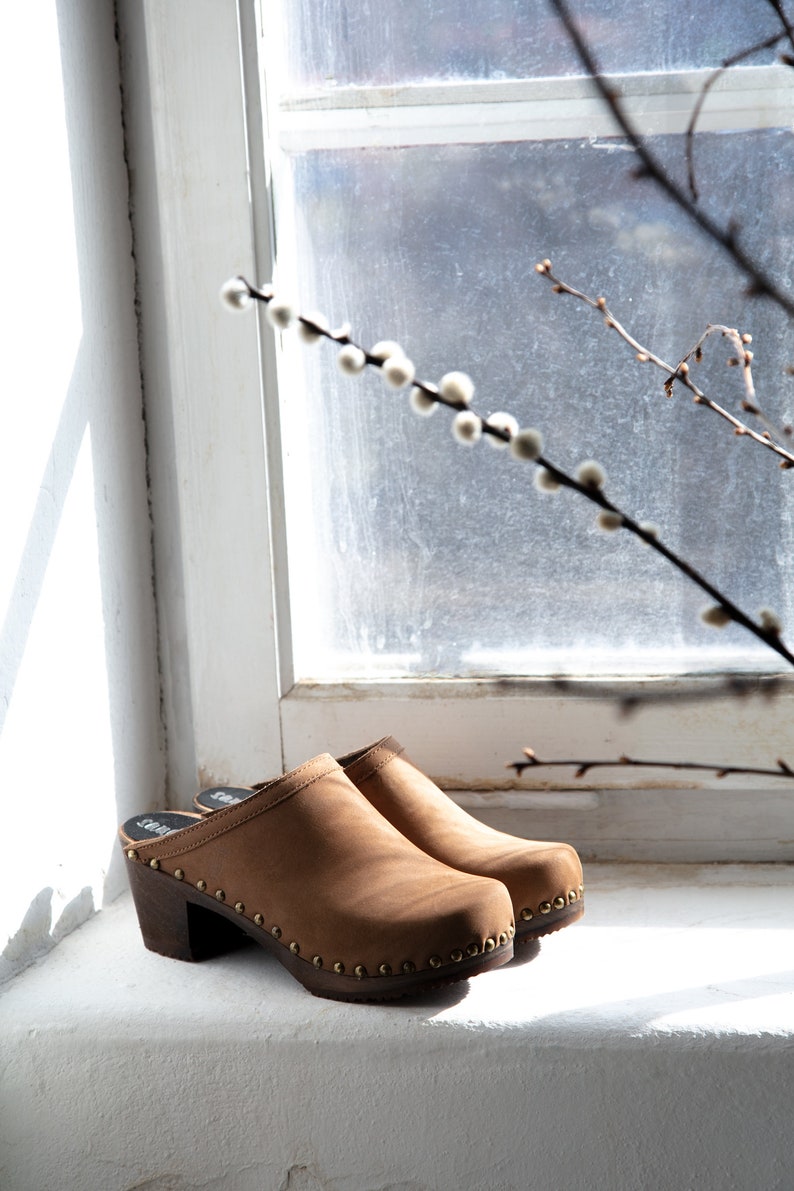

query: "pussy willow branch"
xmin=685 ymin=32 xmax=785 ymax=202
xmin=549 ymin=0 xmax=794 ymax=320
xmin=508 ymin=748 xmax=794 ymax=782
xmin=538 ymin=263 xmax=794 ymax=466
xmin=239 ymin=276 xmax=794 ymax=671
xmin=531 ymin=454 xmax=794 ymax=668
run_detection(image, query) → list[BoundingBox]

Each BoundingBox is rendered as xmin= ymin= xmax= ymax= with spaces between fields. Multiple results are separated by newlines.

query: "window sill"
xmin=2 ymin=863 xmax=793 ymax=1190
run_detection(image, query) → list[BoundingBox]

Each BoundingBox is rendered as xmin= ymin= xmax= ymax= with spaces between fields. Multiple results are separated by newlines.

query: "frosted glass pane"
xmin=281 ymin=129 xmax=794 ymax=679
xmin=280 ymin=2 xmax=779 ymax=90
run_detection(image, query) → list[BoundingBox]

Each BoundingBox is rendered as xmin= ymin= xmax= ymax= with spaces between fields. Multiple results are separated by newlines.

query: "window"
xmin=130 ymin=1 xmax=794 ymax=859
xmin=266 ymin=3 xmax=794 ymax=682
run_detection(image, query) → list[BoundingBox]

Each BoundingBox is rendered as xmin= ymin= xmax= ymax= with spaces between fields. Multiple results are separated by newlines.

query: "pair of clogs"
xmin=120 ymin=736 xmax=583 ymax=1002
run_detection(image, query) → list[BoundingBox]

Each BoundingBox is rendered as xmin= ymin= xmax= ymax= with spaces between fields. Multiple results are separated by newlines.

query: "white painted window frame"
xmin=122 ymin=0 xmax=794 ymax=860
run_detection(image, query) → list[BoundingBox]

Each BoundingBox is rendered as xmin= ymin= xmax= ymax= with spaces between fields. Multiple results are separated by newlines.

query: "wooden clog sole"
xmin=125 ymin=855 xmax=514 ymax=1003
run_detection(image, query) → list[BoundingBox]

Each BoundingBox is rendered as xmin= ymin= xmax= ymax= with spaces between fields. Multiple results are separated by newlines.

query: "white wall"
xmin=0 ymin=0 xmax=164 ymax=983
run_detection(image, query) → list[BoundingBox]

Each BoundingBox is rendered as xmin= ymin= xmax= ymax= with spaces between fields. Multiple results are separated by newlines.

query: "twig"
xmin=685 ymin=32 xmax=785 ymax=201
xmin=228 ymin=275 xmax=794 ymax=671
xmin=509 ymin=747 xmax=794 ymax=781
xmin=682 ymin=323 xmax=791 ymax=442
xmin=549 ymin=0 xmax=794 ymax=319
xmin=766 ymin=0 xmax=794 ymax=55
xmin=538 ymin=263 xmax=794 ymax=466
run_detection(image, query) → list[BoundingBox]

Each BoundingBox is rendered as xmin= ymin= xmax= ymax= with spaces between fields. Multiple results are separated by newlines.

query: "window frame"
xmin=123 ymin=0 xmax=794 ymax=860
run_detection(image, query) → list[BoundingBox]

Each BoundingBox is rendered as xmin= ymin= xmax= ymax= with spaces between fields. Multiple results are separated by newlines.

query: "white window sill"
xmin=2 ymin=863 xmax=793 ymax=1191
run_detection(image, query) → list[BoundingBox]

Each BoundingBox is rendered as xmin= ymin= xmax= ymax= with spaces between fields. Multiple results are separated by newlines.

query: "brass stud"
xmin=234 ymin=902 xmax=245 ymax=914
xmin=174 ymin=869 xmax=185 ymax=881
xmin=334 ymin=962 xmax=345 ymax=974
xmin=126 ymin=849 xmax=138 ymax=862
xmin=520 ymin=908 xmax=533 ymax=921
xmin=271 ymin=925 xmax=281 ymax=939
xmin=149 ymin=858 xmax=160 ymax=870
xmin=354 ymin=964 xmax=367 ymax=979
xmin=508 ymin=924 xmax=516 ymax=938
xmin=215 ymin=889 xmax=225 ymax=902
xmin=196 ymin=879 xmax=207 ymax=892
xmin=313 ymin=955 xmax=323 ymax=969
xmin=450 ymin=949 xmax=463 ymax=963
xmin=553 ymin=896 xmax=566 ymax=910
xmin=540 ymin=902 xmax=552 ymax=915
xmin=568 ymin=890 xmax=577 ymax=903
xmin=466 ymin=943 xmax=479 ymax=957
xmin=378 ymin=963 xmax=392 ymax=977
xmin=484 ymin=937 xmax=495 ymax=952
xmin=498 ymin=932 xmax=508 ymax=947
xmin=428 ymin=955 xmax=442 ymax=969
xmin=579 ymin=884 xmax=584 ymax=896
xmin=289 ymin=941 xmax=300 ymax=955
xmin=254 ymin=914 xmax=264 ymax=927
xmin=402 ymin=961 xmax=416 ymax=975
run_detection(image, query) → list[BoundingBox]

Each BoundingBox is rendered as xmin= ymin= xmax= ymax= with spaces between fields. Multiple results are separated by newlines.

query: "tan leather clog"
xmin=339 ymin=737 xmax=584 ymax=943
xmin=194 ymin=737 xmax=584 ymax=944
xmin=120 ymin=753 xmax=514 ymax=1002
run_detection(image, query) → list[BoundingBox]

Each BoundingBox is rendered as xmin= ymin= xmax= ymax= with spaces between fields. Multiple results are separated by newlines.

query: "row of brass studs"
xmin=519 ymin=883 xmax=584 ymax=922
xmin=126 ymin=849 xmax=513 ymax=979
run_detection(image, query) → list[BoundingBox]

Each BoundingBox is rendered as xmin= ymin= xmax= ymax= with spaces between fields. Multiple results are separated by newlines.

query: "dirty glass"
xmin=280 ymin=1 xmax=781 ymax=90
xmin=274 ymin=5 xmax=794 ymax=679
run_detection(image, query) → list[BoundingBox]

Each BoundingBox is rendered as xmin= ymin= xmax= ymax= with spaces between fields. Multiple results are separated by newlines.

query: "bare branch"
xmin=509 ymin=747 xmax=794 ymax=782
xmin=685 ymin=33 xmax=785 ymax=201
xmin=538 ymin=263 xmax=794 ymax=466
xmin=766 ymin=0 xmax=794 ymax=54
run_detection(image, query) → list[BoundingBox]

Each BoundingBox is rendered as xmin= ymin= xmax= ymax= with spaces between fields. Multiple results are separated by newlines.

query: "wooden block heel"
xmin=125 ymin=852 xmax=251 ymax=962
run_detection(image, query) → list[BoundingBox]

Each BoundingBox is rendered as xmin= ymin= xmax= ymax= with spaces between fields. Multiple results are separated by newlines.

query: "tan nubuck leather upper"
xmin=121 ymin=754 xmax=515 ymax=978
xmin=339 ymin=737 xmax=584 ymax=923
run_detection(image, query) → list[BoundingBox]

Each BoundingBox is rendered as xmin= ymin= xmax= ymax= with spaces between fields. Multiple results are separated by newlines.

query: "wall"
xmin=0 ymin=1 xmax=164 ymax=983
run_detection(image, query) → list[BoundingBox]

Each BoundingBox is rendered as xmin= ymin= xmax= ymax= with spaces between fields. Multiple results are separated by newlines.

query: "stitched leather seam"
xmin=348 ymin=742 xmax=404 ymax=785
xmin=134 ymin=758 xmax=339 ymax=860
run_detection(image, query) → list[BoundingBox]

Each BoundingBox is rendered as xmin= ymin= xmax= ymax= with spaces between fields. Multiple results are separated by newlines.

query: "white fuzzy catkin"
xmin=576 ymin=460 xmax=606 ymax=489
xmin=298 ymin=312 xmax=330 ymax=344
xmin=485 ymin=412 xmax=519 ymax=448
xmin=370 ymin=340 xmax=403 ymax=363
xmin=266 ymin=297 xmax=296 ymax=330
xmin=509 ymin=428 xmax=543 ymax=461
xmin=701 ymin=605 xmax=732 ymax=628
xmin=638 ymin=521 xmax=659 ymax=544
xmin=409 ymin=386 xmax=437 ymax=417
xmin=452 ymin=410 xmax=483 ymax=445
xmin=337 ymin=344 xmax=367 ymax=375
xmin=219 ymin=277 xmax=251 ymax=312
xmin=759 ymin=608 xmax=782 ymax=633
xmin=534 ymin=468 xmax=560 ymax=492
xmin=382 ymin=355 xmax=416 ymax=389
xmin=439 ymin=371 xmax=475 ymax=406
xmin=596 ymin=510 xmax=623 ymax=532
